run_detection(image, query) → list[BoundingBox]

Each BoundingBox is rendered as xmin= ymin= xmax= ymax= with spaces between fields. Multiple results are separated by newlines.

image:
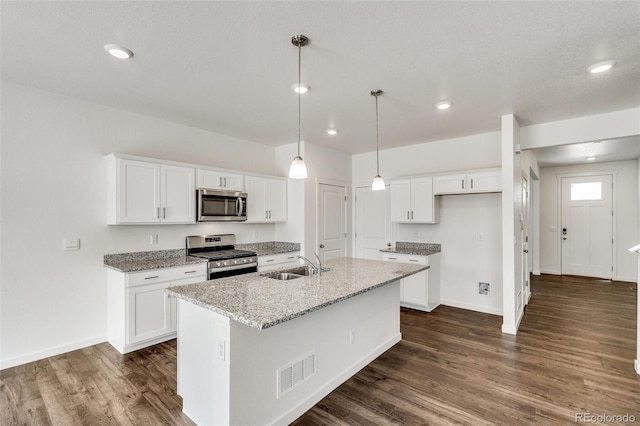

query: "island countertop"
xmin=166 ymin=257 xmax=428 ymax=330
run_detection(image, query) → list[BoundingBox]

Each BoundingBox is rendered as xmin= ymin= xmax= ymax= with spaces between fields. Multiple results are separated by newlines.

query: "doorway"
xmin=317 ymin=183 xmax=347 ymax=261
xmin=560 ymin=174 xmax=614 ymax=279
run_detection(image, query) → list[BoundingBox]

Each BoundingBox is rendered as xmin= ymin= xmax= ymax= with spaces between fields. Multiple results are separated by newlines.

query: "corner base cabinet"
xmin=382 ymin=252 xmax=440 ymax=312
xmin=107 ymin=263 xmax=207 ymax=354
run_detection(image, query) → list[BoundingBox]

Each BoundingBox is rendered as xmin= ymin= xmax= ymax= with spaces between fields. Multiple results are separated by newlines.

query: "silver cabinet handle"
xmin=411 ymin=211 xmax=414 ymax=219
xmin=224 ymin=177 xmax=227 ymax=187
xmin=162 ymin=207 xmax=166 ymax=219
xmin=407 ymin=211 xmax=410 ymax=220
xmin=471 ymin=178 xmax=474 ymax=189
xmin=145 ymin=275 xmax=159 ymax=280
xmin=409 ymin=259 xmax=419 ymax=262
xmin=462 ymin=179 xmax=465 ymax=189
xmin=219 ymin=177 xmax=223 ymax=187
xmin=287 ymin=256 xmax=295 ymax=260
xmin=265 ymin=210 xmax=268 ymax=219
xmin=388 ymin=257 xmax=397 ymax=260
xmin=266 ymin=259 xmax=275 ymax=263
xmin=269 ymin=210 xmax=272 ymax=219
xmin=184 ymin=270 xmax=197 ymax=274
xmin=157 ymin=207 xmax=160 ymax=219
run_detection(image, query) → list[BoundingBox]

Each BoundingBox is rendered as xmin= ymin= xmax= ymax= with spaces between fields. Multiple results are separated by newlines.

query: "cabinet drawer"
xmin=127 ymin=263 xmax=207 ymax=287
xmin=382 ymin=253 xmax=427 ymax=265
xmin=258 ymin=252 xmax=300 ymax=268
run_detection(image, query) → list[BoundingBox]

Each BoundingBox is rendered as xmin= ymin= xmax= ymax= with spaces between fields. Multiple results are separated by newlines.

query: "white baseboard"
xmin=501 ymin=323 xmax=517 ymax=335
xmin=635 ymin=359 xmax=640 ymax=375
xmin=274 ymin=333 xmax=402 ymax=426
xmin=0 ymin=335 xmax=106 ymax=370
xmin=540 ymin=269 xmax=560 ymax=275
xmin=440 ymin=299 xmax=502 ymax=316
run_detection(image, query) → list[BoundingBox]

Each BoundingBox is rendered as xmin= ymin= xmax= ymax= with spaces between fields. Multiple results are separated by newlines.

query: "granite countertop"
xmin=104 ymin=249 xmax=207 ymax=273
xmin=166 ymin=257 xmax=427 ymax=330
xmin=236 ymin=241 xmax=301 ymax=256
xmin=380 ymin=242 xmax=441 ymax=257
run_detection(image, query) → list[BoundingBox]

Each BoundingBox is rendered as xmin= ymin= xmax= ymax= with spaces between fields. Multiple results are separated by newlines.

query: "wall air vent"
xmin=277 ymin=352 xmax=316 ymax=398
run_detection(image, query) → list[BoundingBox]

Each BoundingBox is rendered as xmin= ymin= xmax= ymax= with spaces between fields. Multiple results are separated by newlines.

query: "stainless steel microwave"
xmin=197 ymin=189 xmax=247 ymax=222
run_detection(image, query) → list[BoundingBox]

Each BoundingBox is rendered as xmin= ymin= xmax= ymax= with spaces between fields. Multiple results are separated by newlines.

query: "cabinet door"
xmin=467 ymin=171 xmax=501 ymax=193
xmin=221 ymin=173 xmax=244 ymax=191
xmin=127 ymin=282 xmax=172 ymax=345
xmin=390 ymin=179 xmax=412 ymax=222
xmin=161 ymin=165 xmax=195 ymax=223
xmin=119 ymin=159 xmax=161 ymax=223
xmin=434 ymin=174 xmax=467 ymax=195
xmin=197 ymin=170 xmax=224 ymax=189
xmin=401 ymin=270 xmax=427 ymax=307
xmin=245 ymin=176 xmax=268 ymax=222
xmin=267 ymin=179 xmax=287 ymax=222
xmin=411 ymin=177 xmax=435 ymax=223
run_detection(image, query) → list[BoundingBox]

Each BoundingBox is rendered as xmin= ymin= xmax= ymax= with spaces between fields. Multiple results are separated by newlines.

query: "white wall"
xmin=0 ymin=83 xmax=283 ymax=368
xmin=539 ymin=160 xmax=638 ymax=282
xmin=521 ymin=108 xmax=640 ymax=149
xmin=352 ymin=132 xmax=503 ymax=315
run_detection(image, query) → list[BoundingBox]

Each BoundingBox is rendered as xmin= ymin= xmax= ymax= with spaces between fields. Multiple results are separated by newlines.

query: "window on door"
xmin=570 ymin=182 xmax=602 ymax=201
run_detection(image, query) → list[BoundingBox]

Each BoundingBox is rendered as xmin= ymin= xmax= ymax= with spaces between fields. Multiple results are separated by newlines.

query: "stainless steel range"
xmin=186 ymin=234 xmax=258 ymax=280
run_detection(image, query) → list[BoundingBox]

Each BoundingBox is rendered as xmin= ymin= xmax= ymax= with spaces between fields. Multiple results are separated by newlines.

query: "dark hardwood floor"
xmin=2 ymin=275 xmax=638 ymax=425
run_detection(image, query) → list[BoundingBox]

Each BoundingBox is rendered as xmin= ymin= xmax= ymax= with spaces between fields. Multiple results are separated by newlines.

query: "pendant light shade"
xmin=289 ymin=35 xmax=309 ymax=179
xmin=371 ymin=90 xmax=385 ymax=191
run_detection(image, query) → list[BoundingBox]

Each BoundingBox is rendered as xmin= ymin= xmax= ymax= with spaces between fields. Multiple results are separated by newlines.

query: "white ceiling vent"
xmin=277 ymin=352 xmax=316 ymax=398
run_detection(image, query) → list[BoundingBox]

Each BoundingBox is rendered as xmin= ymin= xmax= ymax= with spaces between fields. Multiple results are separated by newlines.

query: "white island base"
xmin=177 ymin=281 xmax=401 ymax=425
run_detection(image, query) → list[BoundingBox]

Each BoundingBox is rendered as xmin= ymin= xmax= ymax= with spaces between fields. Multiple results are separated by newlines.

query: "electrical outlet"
xmin=350 ymin=329 xmax=357 ymax=344
xmin=63 ymin=239 xmax=80 ymax=251
xmin=150 ymin=234 xmax=158 ymax=245
xmin=216 ymin=338 xmax=226 ymax=361
xmin=479 ymin=282 xmax=490 ymax=295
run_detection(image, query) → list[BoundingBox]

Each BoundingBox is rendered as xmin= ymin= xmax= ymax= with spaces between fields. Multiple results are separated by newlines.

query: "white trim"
xmin=1 ymin=335 xmax=106 ymax=370
xmin=440 ymin=299 xmax=503 ymax=316
xmin=272 ymin=333 xmax=402 ymax=426
xmin=556 ymin=171 xmax=617 ymax=279
xmin=533 ymin=270 xmax=541 ymax=276
xmin=614 ymin=275 xmax=637 ymax=283
xmin=635 ymin=359 xmax=640 ymax=375
xmin=540 ymin=269 xmax=561 ymax=275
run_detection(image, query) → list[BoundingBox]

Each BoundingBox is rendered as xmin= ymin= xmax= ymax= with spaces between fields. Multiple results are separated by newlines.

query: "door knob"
xmin=523 ymin=249 xmax=529 ymax=253
xmin=319 ymin=244 xmax=325 ymax=248
xmin=387 ymin=243 xmax=392 ymax=247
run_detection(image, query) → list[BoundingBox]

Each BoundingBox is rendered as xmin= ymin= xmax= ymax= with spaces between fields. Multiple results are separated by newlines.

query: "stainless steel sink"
xmin=262 ymin=266 xmax=330 ymax=280
xmin=267 ymin=272 xmax=303 ymax=280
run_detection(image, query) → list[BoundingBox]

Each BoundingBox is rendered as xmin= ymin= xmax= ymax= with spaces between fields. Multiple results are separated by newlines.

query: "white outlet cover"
xmin=216 ymin=337 xmax=226 ymax=361
xmin=63 ymin=239 xmax=80 ymax=251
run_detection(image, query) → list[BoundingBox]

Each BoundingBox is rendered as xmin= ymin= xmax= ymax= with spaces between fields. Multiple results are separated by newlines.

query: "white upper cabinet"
xmin=245 ymin=176 xmax=287 ymax=222
xmin=108 ymin=156 xmax=195 ymax=225
xmin=390 ymin=177 xmax=439 ymax=224
xmin=434 ymin=170 xmax=501 ymax=195
xmin=197 ymin=169 xmax=244 ymax=191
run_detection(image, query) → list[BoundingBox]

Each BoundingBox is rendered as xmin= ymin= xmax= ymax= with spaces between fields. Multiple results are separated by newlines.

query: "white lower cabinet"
xmin=107 ymin=263 xmax=207 ymax=354
xmin=382 ymin=252 xmax=441 ymax=312
xmin=257 ymin=252 xmax=300 ymax=272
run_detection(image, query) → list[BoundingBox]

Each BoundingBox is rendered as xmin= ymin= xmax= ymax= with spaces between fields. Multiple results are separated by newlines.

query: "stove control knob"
xmin=216 ymin=262 xmax=222 ymax=267
xmin=242 ymin=258 xmax=248 ymax=263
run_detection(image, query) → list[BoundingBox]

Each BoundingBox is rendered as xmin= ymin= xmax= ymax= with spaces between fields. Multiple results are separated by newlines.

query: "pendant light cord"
xmin=375 ymin=94 xmax=380 ymax=175
xmin=297 ymin=41 xmax=302 ymax=158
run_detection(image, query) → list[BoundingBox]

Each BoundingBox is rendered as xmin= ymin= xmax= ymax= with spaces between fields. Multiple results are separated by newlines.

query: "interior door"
xmin=521 ymin=175 xmax=530 ymax=306
xmin=561 ymin=175 xmax=613 ymax=279
xmin=355 ymin=186 xmax=392 ymax=259
xmin=318 ymin=183 xmax=346 ymax=261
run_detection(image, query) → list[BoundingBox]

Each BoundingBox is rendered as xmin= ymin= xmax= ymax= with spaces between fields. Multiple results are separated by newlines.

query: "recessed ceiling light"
xmin=435 ymin=101 xmax=452 ymax=110
xmin=587 ymin=60 xmax=615 ymax=74
xmin=586 ymin=156 xmax=596 ymax=161
xmin=326 ymin=128 xmax=338 ymax=136
xmin=292 ymin=83 xmax=310 ymax=94
xmin=104 ymin=44 xmax=133 ymax=59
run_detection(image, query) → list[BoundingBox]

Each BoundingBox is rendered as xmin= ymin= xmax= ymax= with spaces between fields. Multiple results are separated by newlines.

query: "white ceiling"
xmin=532 ymin=135 xmax=640 ymax=168
xmin=2 ymin=1 xmax=639 ymax=155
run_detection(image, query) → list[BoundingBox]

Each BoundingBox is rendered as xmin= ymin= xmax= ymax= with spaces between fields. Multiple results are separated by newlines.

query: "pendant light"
xmin=288 ymin=34 xmax=309 ymax=179
xmin=371 ymin=90 xmax=385 ymax=190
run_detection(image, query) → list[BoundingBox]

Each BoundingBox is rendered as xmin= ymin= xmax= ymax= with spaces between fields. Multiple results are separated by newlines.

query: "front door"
xmin=561 ymin=175 xmax=613 ymax=279
xmin=355 ymin=186 xmax=392 ymax=259
xmin=318 ymin=183 xmax=346 ymax=261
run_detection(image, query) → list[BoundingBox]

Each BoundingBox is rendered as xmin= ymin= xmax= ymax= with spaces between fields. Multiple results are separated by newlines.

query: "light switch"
xmin=216 ymin=337 xmax=226 ymax=361
xmin=150 ymin=234 xmax=158 ymax=245
xmin=63 ymin=239 xmax=80 ymax=251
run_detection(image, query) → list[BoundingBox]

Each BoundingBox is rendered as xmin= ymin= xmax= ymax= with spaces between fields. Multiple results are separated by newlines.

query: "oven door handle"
xmin=209 ymin=263 xmax=258 ymax=274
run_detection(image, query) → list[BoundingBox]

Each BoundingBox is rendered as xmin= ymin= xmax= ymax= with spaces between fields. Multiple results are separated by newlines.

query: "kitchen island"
xmin=166 ymin=257 xmax=427 ymax=425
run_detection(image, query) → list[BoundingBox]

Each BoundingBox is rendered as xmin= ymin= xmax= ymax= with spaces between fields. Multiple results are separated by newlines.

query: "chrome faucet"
xmin=298 ymin=254 xmax=322 ymax=276
xmin=314 ymin=253 xmax=322 ymax=277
